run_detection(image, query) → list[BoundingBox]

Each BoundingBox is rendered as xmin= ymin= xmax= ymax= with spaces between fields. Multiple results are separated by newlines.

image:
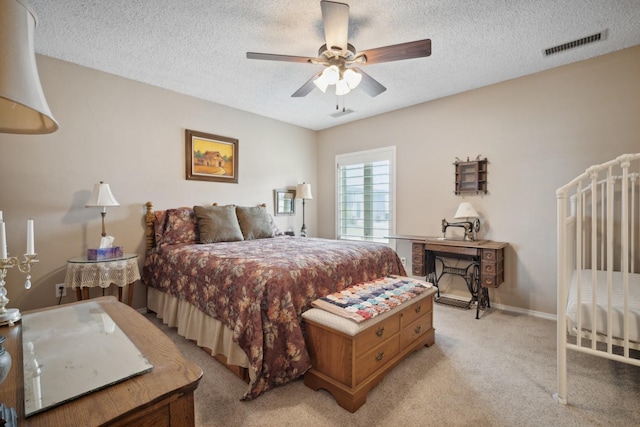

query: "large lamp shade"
xmin=454 ymin=202 xmax=479 ymax=219
xmin=296 ymin=183 xmax=313 ymax=200
xmin=0 ymin=0 xmax=59 ymax=134
xmin=85 ymin=182 xmax=120 ymax=209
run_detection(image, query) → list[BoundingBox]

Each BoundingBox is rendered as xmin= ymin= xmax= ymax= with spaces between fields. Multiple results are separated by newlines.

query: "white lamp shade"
xmin=86 ymin=182 xmax=120 ymax=207
xmin=0 ymin=0 xmax=59 ymax=134
xmin=454 ymin=202 xmax=479 ymax=219
xmin=343 ymin=68 xmax=362 ymax=89
xmin=335 ymin=79 xmax=350 ymax=96
xmin=313 ymin=73 xmax=329 ymax=93
xmin=322 ymin=65 xmax=340 ymax=85
xmin=296 ymin=183 xmax=313 ymax=200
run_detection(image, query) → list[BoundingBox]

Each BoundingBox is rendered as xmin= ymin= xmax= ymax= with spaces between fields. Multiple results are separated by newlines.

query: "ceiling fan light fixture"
xmin=335 ymin=79 xmax=350 ymax=96
xmin=343 ymin=68 xmax=362 ymax=89
xmin=313 ymin=74 xmax=329 ymax=93
xmin=322 ymin=65 xmax=340 ymax=85
xmin=248 ymin=1 xmax=431 ymax=100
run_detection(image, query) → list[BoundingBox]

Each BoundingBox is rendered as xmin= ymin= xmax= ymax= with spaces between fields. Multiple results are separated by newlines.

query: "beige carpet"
xmin=144 ymin=302 xmax=640 ymax=427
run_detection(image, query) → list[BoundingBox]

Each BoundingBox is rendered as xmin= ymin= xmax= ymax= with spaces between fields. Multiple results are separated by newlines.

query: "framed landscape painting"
xmin=185 ymin=129 xmax=239 ymax=183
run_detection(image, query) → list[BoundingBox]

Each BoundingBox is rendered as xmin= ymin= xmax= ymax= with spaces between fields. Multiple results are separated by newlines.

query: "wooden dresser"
xmin=0 ymin=297 xmax=202 ymax=426
xmin=302 ymin=286 xmax=437 ymax=412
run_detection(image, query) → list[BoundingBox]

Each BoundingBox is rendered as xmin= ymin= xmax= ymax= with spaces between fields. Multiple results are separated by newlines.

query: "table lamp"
xmin=296 ymin=183 xmax=313 ymax=237
xmin=453 ymin=202 xmax=481 ymax=241
xmin=85 ymin=181 xmax=119 ymax=239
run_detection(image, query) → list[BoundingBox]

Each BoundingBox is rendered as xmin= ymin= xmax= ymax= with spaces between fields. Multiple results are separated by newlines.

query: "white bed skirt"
xmin=147 ymin=286 xmax=254 ymax=380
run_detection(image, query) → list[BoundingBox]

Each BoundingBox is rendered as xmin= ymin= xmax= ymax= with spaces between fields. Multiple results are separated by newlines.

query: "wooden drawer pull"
xmin=414 ymin=305 xmax=422 ymax=314
xmin=375 ymin=351 xmax=385 ymax=361
xmin=376 ymin=326 xmax=385 ymax=337
xmin=414 ymin=325 xmax=422 ymax=334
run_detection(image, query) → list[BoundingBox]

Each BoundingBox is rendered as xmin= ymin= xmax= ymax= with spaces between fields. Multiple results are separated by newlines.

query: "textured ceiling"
xmin=28 ymin=0 xmax=640 ymax=131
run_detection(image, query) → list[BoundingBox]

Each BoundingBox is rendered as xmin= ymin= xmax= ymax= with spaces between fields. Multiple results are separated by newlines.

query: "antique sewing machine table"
xmin=389 ymin=236 xmax=508 ymax=319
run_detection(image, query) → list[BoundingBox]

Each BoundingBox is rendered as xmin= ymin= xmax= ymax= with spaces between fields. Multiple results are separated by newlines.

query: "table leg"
xmin=75 ymin=288 xmax=83 ymax=301
xmin=425 ymin=250 xmax=438 ymax=297
xmin=118 ymin=286 xmax=123 ymax=303
xmin=127 ymin=282 xmax=135 ymax=307
xmin=474 ymin=265 xmax=491 ymax=319
xmin=82 ymin=287 xmax=89 ymax=300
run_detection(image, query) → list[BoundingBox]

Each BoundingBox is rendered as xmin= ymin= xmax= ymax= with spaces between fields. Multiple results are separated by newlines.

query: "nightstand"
xmin=65 ymin=254 xmax=140 ymax=305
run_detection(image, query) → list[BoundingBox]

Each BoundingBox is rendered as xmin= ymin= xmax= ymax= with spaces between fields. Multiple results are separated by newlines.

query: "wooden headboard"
xmin=144 ymin=201 xmax=155 ymax=253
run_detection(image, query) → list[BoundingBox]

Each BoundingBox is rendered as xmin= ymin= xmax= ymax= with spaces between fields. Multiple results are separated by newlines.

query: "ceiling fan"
xmin=246 ymin=0 xmax=432 ymax=98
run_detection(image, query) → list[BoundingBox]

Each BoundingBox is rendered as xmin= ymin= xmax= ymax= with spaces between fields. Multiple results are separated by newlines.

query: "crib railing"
xmin=555 ymin=153 xmax=640 ymax=404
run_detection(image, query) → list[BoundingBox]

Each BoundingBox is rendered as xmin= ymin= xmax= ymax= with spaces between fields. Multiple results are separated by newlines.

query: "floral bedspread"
xmin=143 ymin=236 xmax=406 ymax=400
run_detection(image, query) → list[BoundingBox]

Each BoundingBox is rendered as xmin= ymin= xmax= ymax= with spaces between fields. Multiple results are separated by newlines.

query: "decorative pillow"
xmin=194 ymin=205 xmax=244 ymax=243
xmin=267 ymin=214 xmax=284 ymax=236
xmin=236 ymin=206 xmax=275 ymax=240
xmin=153 ymin=210 xmax=168 ymax=245
xmin=156 ymin=207 xmax=198 ymax=246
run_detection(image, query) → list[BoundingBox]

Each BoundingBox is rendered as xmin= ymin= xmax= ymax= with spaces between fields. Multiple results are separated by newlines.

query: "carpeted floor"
xmin=144 ymin=302 xmax=640 ymax=427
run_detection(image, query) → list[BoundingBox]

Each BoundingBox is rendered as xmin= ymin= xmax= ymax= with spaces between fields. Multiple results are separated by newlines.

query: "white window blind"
xmin=336 ymin=147 xmax=395 ymax=243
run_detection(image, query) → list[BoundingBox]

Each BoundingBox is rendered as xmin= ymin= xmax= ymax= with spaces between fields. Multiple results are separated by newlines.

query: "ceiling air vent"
xmin=330 ymin=109 xmax=354 ymax=118
xmin=544 ymin=31 xmax=604 ymax=57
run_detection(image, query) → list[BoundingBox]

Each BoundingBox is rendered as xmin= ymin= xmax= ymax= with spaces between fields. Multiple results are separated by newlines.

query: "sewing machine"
xmin=441 ymin=217 xmax=480 ymax=241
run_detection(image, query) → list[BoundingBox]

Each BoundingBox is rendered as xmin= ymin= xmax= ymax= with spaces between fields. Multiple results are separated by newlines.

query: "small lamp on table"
xmin=85 ymin=181 xmax=120 ymax=244
xmin=453 ymin=202 xmax=481 ymax=241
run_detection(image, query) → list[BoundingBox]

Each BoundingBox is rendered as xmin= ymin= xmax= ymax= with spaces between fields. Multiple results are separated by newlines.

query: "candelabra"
xmin=0 ymin=253 xmax=38 ymax=326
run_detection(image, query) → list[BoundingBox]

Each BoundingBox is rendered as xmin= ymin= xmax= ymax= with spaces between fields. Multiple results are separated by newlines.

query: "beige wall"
xmin=1 ymin=46 xmax=638 ymax=316
xmin=0 ymin=56 xmax=317 ymax=311
xmin=317 ymin=46 xmax=640 ymax=316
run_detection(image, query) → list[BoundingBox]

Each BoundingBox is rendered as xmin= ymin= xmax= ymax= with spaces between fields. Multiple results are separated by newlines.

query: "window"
xmin=336 ymin=147 xmax=395 ymax=244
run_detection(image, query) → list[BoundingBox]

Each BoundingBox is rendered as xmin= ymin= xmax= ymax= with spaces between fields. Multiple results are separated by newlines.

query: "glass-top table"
xmin=66 ymin=254 xmax=138 ymax=264
xmin=21 ymin=301 xmax=152 ymax=416
xmin=65 ymin=254 xmax=140 ymax=305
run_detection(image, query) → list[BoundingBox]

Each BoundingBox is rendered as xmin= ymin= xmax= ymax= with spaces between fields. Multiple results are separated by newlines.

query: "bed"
xmin=556 ymin=153 xmax=640 ymax=404
xmin=142 ymin=202 xmax=406 ymax=400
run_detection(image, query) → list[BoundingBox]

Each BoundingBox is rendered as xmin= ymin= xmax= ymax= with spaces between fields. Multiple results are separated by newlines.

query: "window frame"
xmin=335 ymin=146 xmax=396 ymax=248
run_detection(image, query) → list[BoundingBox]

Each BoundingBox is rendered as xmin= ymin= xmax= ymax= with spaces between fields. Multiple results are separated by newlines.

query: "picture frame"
xmin=185 ymin=129 xmax=239 ymax=183
xmin=274 ymin=189 xmax=296 ymax=216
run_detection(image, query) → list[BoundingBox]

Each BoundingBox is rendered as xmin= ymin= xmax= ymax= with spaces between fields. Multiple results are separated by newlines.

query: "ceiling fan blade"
xmin=353 ymin=68 xmax=386 ymax=97
xmin=359 ymin=39 xmax=432 ymax=64
xmin=321 ymin=1 xmax=349 ymax=54
xmin=291 ymin=73 xmax=321 ymax=97
xmin=246 ymin=52 xmax=316 ymax=64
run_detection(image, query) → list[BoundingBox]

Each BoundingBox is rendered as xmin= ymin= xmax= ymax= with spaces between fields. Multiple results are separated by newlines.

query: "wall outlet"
xmin=400 ymin=257 xmax=407 ymax=266
xmin=56 ymin=283 xmax=67 ymax=297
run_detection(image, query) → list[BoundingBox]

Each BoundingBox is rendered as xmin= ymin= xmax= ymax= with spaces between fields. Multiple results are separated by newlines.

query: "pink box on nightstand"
xmin=86 ymin=246 xmax=124 ymax=260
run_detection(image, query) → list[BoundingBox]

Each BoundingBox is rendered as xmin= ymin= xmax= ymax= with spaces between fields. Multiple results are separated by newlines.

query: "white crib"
xmin=556 ymin=153 xmax=640 ymax=404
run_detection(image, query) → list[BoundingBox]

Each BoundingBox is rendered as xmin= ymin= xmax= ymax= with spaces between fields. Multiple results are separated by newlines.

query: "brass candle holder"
xmin=0 ymin=253 xmax=38 ymax=326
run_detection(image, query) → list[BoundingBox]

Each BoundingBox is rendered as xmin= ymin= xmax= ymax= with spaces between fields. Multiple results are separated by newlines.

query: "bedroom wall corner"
xmin=0 ymin=55 xmax=318 ymax=312
xmin=316 ymin=45 xmax=640 ymax=315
